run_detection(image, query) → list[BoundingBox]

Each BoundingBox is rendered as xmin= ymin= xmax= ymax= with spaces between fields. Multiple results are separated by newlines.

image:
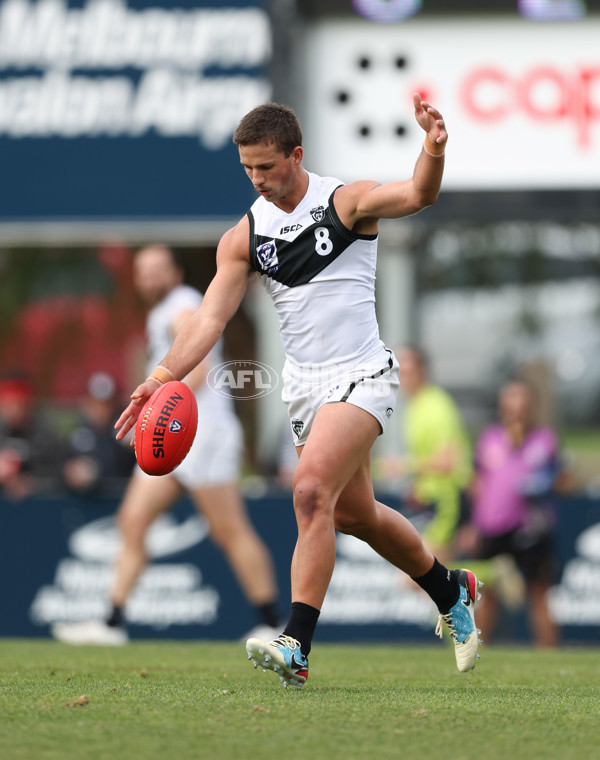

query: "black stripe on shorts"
xmin=339 ymin=349 xmax=394 ymax=403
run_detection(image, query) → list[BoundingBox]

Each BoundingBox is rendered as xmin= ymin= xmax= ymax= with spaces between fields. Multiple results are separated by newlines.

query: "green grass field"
xmin=1 ymin=639 xmax=599 ymax=760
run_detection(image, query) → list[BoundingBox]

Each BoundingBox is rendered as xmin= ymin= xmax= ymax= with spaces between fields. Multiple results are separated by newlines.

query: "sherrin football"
xmin=135 ymin=380 xmax=198 ymax=476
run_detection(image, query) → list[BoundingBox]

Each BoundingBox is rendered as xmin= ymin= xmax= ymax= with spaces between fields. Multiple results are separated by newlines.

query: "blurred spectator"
xmin=0 ymin=372 xmax=67 ymax=500
xmin=471 ymin=380 xmax=566 ymax=647
xmin=394 ymin=346 xmax=473 ymax=566
xmin=63 ymin=372 xmax=135 ymax=495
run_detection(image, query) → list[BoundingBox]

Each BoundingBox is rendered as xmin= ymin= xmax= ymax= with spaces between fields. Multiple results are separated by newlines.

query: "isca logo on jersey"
xmin=207 ymin=361 xmax=279 ymax=400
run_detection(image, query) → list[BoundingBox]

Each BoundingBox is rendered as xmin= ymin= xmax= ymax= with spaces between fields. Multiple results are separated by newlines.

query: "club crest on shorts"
xmin=256 ymin=240 xmax=279 ymax=276
xmin=291 ymin=418 xmax=304 ymax=438
xmin=310 ymin=205 xmax=325 ymax=223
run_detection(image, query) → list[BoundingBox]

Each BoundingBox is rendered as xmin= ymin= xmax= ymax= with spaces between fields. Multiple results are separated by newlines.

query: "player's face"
xmin=239 ymin=142 xmax=301 ymax=205
xmin=133 ymin=247 xmax=181 ymax=305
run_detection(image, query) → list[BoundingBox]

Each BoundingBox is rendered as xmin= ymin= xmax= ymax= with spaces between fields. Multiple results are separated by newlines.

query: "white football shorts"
xmin=281 ymin=345 xmax=400 ymax=447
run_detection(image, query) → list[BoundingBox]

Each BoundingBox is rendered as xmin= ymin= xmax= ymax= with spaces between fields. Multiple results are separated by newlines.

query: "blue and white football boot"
xmin=246 ymin=634 xmax=309 ymax=689
xmin=435 ymin=569 xmax=483 ymax=672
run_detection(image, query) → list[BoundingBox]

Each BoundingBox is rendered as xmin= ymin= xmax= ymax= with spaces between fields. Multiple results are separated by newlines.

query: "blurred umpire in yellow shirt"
xmin=396 ymin=346 xmax=473 ymax=566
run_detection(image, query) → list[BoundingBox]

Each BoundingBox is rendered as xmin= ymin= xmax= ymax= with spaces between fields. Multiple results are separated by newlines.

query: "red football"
xmin=134 ymin=381 xmax=198 ymax=476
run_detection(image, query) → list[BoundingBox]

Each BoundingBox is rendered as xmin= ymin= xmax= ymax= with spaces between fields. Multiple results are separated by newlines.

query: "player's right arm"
xmin=334 ymin=94 xmax=447 ymax=235
xmin=115 ymin=218 xmax=252 ymax=440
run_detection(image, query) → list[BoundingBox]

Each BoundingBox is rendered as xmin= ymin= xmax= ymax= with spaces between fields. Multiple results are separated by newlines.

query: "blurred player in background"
xmin=53 ymin=245 xmax=281 ymax=645
xmin=113 ymin=96 xmax=484 ymax=687
xmin=395 ymin=346 xmax=473 ymax=567
xmin=471 ymin=380 xmax=565 ymax=647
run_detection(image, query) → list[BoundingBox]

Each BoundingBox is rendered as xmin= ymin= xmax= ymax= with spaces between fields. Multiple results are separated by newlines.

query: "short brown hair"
xmin=233 ymin=102 xmax=302 ymax=156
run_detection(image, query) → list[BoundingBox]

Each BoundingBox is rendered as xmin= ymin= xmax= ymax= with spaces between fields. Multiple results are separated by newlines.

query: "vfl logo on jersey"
xmin=169 ymin=419 xmax=182 ymax=433
xmin=310 ymin=205 xmax=325 ymax=223
xmin=291 ymin=418 xmax=304 ymax=438
xmin=256 ymin=240 xmax=279 ymax=276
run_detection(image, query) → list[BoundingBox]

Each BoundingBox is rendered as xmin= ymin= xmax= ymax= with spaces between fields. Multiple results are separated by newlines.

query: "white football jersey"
xmin=247 ymin=172 xmax=384 ymax=368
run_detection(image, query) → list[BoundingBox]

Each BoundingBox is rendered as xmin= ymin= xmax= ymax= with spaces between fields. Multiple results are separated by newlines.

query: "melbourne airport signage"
xmin=0 ymin=0 xmax=271 ymax=221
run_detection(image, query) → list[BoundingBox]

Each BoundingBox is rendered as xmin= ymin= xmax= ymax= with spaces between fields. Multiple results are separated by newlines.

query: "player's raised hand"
xmin=114 ymin=378 xmax=161 ymax=441
xmin=413 ymin=92 xmax=448 ymax=147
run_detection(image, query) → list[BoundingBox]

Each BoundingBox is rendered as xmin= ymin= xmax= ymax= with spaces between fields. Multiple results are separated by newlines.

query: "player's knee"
xmin=292 ymin=472 xmax=333 ymax=523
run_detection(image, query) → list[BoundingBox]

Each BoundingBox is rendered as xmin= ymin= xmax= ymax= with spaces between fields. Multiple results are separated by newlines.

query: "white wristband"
xmin=423 ymin=136 xmax=446 ymax=157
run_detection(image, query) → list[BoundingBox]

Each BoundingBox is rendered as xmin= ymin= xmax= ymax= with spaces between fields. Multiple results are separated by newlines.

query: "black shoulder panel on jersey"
xmin=249 ymin=190 xmax=375 ymax=287
xmin=329 ymin=187 xmax=378 ymax=243
xmin=247 ymin=210 xmax=256 ymax=268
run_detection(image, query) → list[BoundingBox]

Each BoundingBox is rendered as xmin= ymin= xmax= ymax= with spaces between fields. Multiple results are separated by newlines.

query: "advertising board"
xmin=0 ymin=0 xmax=271 ymax=223
xmin=302 ymin=17 xmax=600 ymax=189
xmin=2 ymin=492 xmax=599 ymax=643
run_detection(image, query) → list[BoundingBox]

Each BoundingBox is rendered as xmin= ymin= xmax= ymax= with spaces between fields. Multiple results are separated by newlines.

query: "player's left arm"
xmin=336 ymin=93 xmax=448 ymax=231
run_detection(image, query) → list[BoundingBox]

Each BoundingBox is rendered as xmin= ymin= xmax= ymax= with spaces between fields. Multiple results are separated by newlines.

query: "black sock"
xmin=256 ymin=600 xmax=280 ymax=628
xmin=412 ymin=558 xmax=460 ymax=614
xmin=282 ymin=602 xmax=320 ymax=657
xmin=106 ymin=604 xmax=125 ymax=628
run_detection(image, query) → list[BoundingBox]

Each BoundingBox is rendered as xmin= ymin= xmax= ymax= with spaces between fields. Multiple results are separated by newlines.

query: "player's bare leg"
xmin=334 ymin=464 xmax=482 ymax=670
xmin=111 ymin=473 xmax=183 ymax=606
xmin=289 ymin=403 xmax=383 ymax=607
xmin=333 ymin=456 xmax=435 ymax=576
xmin=247 ymin=403 xmax=380 ymax=686
xmin=248 ymin=402 xmax=481 ymax=683
xmin=191 ymin=482 xmax=278 ymax=608
xmin=248 ymin=403 xmax=436 ymax=687
xmin=51 ymin=473 xmax=180 ymax=645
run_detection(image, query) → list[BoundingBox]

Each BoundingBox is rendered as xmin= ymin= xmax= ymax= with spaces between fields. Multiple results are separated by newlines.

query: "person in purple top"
xmin=472 ymin=380 xmax=562 ymax=647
